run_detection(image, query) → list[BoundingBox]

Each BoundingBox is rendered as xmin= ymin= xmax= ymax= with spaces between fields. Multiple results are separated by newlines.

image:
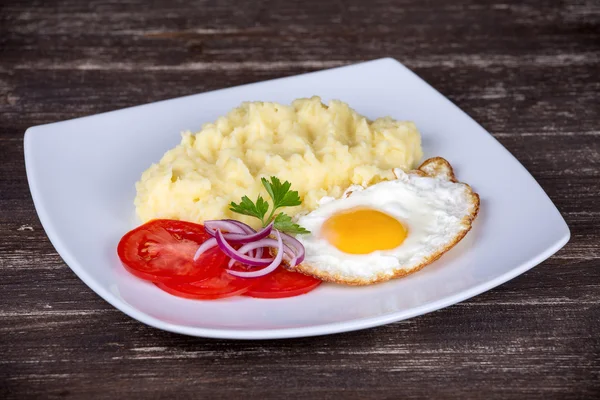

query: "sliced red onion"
xmin=193 ymin=237 xmax=217 ymax=261
xmin=215 ymin=230 xmax=272 ymax=267
xmin=204 ymin=220 xmax=248 ymax=236
xmin=240 ymin=238 xmax=295 ymax=258
xmin=195 ymin=219 xmax=306 ymax=276
xmin=226 ymin=231 xmax=284 ymax=278
xmin=227 ymin=238 xmax=298 ymax=267
xmin=222 ymin=219 xmax=255 ymax=234
xmin=280 ymin=232 xmax=305 ymax=265
xmin=228 ymin=255 xmax=275 ymax=268
xmin=226 ymin=238 xmax=294 ymax=267
xmin=204 ymin=221 xmax=273 ymax=244
xmin=222 ymin=220 xmax=258 ymax=256
xmin=233 ymin=221 xmax=273 ymax=242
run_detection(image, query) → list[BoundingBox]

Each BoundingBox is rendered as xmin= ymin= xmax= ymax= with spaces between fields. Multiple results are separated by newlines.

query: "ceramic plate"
xmin=24 ymin=58 xmax=569 ymax=339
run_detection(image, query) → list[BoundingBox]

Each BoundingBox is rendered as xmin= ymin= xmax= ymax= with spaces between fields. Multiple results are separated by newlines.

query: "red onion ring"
xmin=220 ymin=220 xmax=261 ymax=258
xmin=223 ymin=220 xmax=259 ymax=257
xmin=233 ymin=238 xmax=296 ymax=263
xmin=214 ymin=230 xmax=272 ymax=267
xmin=228 ymin=255 xmax=275 ymax=268
xmin=204 ymin=220 xmax=248 ymax=235
xmin=223 ymin=220 xmax=256 ymax=256
xmin=280 ymin=232 xmax=305 ymax=265
xmin=227 ymin=248 xmax=269 ymax=268
xmin=192 ymin=237 xmax=217 ymax=261
xmin=221 ymin=219 xmax=255 ymax=233
xmin=226 ymin=231 xmax=284 ymax=278
xmin=204 ymin=221 xmax=274 ymax=244
xmin=226 ymin=238 xmax=298 ymax=267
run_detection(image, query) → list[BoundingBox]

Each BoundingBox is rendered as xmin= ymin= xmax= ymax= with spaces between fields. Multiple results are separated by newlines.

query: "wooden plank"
xmin=1 ymin=287 xmax=599 ymax=399
xmin=1 ymin=63 xmax=599 ymax=135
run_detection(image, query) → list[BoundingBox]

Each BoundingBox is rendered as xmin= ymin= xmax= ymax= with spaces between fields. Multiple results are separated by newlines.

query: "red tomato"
xmin=118 ymin=219 xmax=322 ymax=300
xmin=155 ymin=268 xmax=262 ymax=300
xmin=117 ymin=219 xmax=226 ymax=284
xmin=243 ymin=267 xmax=322 ymax=298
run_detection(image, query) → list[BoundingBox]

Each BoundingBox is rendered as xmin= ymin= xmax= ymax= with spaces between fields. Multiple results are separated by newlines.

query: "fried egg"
xmin=289 ymin=157 xmax=480 ymax=285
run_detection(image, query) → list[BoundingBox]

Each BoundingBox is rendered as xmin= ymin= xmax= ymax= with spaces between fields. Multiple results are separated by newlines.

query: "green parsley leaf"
xmin=229 ymin=195 xmax=269 ymax=222
xmin=261 ymin=177 xmax=302 ymax=209
xmin=229 ymin=176 xmax=308 ymax=234
xmin=273 ymin=213 xmax=310 ymax=234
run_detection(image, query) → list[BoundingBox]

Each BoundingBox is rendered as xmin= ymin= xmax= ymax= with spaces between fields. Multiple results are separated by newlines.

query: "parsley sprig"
xmin=229 ymin=177 xmax=310 ymax=234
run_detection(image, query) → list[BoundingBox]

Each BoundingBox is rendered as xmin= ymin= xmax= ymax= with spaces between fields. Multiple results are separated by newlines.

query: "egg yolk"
xmin=320 ymin=208 xmax=407 ymax=254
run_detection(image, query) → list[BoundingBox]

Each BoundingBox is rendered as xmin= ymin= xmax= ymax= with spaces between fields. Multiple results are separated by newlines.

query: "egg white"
xmin=294 ymin=167 xmax=478 ymax=284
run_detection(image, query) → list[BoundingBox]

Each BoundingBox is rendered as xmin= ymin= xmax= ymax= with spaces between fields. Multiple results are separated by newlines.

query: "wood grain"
xmin=1 ymin=0 xmax=599 ymax=398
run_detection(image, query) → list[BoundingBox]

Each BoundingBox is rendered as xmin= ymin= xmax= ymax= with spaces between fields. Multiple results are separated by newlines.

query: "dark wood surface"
xmin=1 ymin=0 xmax=599 ymax=398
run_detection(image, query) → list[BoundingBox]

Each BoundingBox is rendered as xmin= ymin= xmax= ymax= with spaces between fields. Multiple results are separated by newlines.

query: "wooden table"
xmin=1 ymin=0 xmax=599 ymax=398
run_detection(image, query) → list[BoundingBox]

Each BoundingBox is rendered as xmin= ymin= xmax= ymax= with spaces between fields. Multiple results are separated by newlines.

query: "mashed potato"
xmin=135 ymin=96 xmax=423 ymax=227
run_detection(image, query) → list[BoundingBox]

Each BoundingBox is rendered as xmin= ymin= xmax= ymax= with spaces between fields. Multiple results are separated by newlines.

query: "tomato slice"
xmin=117 ymin=219 xmax=226 ymax=284
xmin=243 ymin=267 xmax=322 ymax=298
xmin=155 ymin=268 xmax=263 ymax=300
xmin=118 ymin=219 xmax=322 ymax=300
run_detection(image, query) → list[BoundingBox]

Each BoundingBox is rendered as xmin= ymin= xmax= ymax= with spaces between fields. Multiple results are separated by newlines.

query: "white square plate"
xmin=25 ymin=58 xmax=569 ymax=339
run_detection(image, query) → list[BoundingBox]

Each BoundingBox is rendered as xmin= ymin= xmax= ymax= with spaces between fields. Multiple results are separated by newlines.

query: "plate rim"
xmin=24 ymin=57 xmax=571 ymax=339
